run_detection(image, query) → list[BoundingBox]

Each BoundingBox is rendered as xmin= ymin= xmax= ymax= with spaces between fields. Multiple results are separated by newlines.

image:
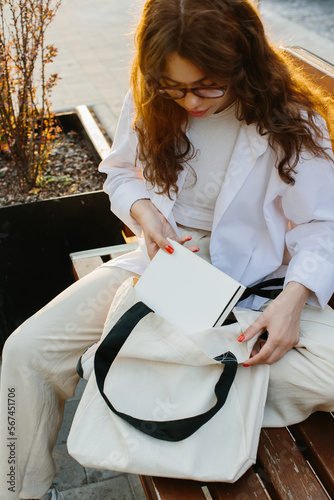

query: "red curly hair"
xmin=130 ymin=0 xmax=334 ymax=197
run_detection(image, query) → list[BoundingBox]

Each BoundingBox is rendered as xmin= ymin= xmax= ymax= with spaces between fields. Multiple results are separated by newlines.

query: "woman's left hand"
xmin=239 ymin=281 xmax=310 ymax=366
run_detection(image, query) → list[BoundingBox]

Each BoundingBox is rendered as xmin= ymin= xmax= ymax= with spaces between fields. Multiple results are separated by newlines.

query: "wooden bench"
xmin=69 ymin=46 xmax=334 ymax=500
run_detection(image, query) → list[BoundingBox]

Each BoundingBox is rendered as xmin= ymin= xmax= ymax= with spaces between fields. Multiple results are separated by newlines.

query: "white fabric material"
xmin=99 ymin=90 xmax=334 ymax=309
xmin=173 ymin=102 xmax=241 ymax=230
xmin=263 ymin=302 xmax=334 ymax=426
xmin=41 ymin=487 xmax=64 ymax=500
xmin=68 ymin=278 xmax=270 ymax=482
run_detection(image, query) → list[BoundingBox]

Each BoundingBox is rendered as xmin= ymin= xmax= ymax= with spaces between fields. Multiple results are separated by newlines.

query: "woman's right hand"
xmin=130 ymin=199 xmax=199 ymax=259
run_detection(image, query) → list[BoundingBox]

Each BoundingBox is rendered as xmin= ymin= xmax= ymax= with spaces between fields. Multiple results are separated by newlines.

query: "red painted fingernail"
xmin=193 ymin=248 xmax=200 ymax=252
xmin=243 ymin=364 xmax=250 ymax=367
xmin=237 ymin=334 xmax=245 ymax=342
xmin=165 ymin=245 xmax=174 ymax=254
xmin=186 ymin=236 xmax=192 ymax=241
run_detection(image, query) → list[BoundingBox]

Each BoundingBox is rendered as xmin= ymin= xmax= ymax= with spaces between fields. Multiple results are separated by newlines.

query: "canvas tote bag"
xmin=68 ymin=277 xmax=270 ymax=482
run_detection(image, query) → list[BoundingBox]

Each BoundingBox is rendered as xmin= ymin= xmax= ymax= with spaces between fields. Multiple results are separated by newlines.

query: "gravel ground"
xmin=262 ymin=0 xmax=334 ymax=42
xmin=0 ymin=131 xmax=106 ymax=207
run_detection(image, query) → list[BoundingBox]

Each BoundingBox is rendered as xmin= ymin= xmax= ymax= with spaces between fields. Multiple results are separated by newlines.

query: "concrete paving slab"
xmin=127 ymin=475 xmax=148 ymax=500
xmin=53 ymin=443 xmax=88 ymax=491
xmin=262 ymin=0 xmax=334 ymax=43
xmin=61 ymin=474 xmax=142 ymax=500
xmin=85 ymin=467 xmax=121 ymax=484
xmin=260 ymin=4 xmax=334 ymax=65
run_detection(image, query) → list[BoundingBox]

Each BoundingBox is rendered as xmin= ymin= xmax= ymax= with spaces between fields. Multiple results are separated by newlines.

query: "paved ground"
xmin=263 ymin=0 xmax=334 ymax=42
xmin=3 ymin=1 xmax=334 ymax=499
xmin=46 ymin=0 xmax=138 ymax=140
xmin=260 ymin=0 xmax=334 ymax=69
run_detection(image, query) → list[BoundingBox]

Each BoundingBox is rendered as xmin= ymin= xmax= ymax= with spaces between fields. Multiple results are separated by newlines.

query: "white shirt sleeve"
xmin=99 ymin=90 xmax=150 ymax=236
xmin=282 ymin=125 xmax=334 ymax=308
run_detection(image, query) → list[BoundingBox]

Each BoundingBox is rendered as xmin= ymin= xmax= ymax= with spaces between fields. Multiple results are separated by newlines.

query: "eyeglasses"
xmin=158 ymin=86 xmax=227 ymax=100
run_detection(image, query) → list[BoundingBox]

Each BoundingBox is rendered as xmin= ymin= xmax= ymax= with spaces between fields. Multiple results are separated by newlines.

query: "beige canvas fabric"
xmin=68 ymin=277 xmax=270 ymax=482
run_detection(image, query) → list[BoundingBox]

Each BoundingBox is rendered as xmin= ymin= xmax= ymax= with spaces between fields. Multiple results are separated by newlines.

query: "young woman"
xmin=1 ymin=0 xmax=334 ymax=498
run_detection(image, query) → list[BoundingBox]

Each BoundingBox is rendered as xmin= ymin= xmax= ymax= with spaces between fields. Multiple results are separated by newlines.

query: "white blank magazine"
xmin=135 ymin=239 xmax=245 ymax=334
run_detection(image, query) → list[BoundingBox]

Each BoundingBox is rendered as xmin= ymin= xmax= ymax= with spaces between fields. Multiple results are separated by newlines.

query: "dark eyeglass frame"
xmin=157 ymin=86 xmax=227 ymax=100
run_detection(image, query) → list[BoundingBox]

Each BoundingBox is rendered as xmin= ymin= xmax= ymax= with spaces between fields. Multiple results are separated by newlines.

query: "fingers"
xmin=178 ymin=235 xmax=192 ymax=245
xmin=238 ymin=314 xmax=282 ymax=366
xmin=241 ymin=318 xmax=266 ymax=342
xmin=164 ymin=244 xmax=174 ymax=254
xmin=237 ymin=288 xmax=303 ymax=367
xmin=147 ymin=234 xmax=200 ymax=259
xmin=244 ymin=341 xmax=278 ymax=366
xmin=241 ymin=330 xmax=295 ymax=366
xmin=240 ymin=324 xmax=281 ymax=365
xmin=148 ymin=230 xmax=190 ymax=257
xmin=147 ymin=230 xmax=176 ymax=256
xmin=187 ymin=246 xmax=200 ymax=253
xmin=164 ymin=242 xmax=200 ymax=254
xmin=177 ymin=235 xmax=200 ymax=253
xmin=145 ymin=235 xmax=171 ymax=259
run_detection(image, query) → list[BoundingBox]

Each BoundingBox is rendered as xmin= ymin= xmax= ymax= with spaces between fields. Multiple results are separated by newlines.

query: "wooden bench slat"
xmin=140 ymin=476 xmax=206 ymax=500
xmin=70 ymin=241 xmax=139 ymax=280
xmin=75 ymin=104 xmax=111 ymax=161
xmin=282 ymin=46 xmax=334 ymax=95
xmin=71 ymin=256 xmax=103 ymax=280
xmin=257 ymin=427 xmax=329 ymax=499
xmin=289 ymin=412 xmax=334 ymax=497
xmin=69 ymin=242 xmax=139 ymax=261
xmin=109 ymin=249 xmax=134 ymax=259
xmin=207 ymin=467 xmax=268 ymax=499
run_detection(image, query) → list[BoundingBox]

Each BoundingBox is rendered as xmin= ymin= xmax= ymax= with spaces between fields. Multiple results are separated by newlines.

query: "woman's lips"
xmin=187 ymin=108 xmax=210 ymax=117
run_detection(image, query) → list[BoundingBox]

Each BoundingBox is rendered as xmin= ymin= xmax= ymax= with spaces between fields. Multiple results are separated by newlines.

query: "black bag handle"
xmin=94 ymin=301 xmax=237 ymax=442
xmin=241 ymin=277 xmax=285 ymax=301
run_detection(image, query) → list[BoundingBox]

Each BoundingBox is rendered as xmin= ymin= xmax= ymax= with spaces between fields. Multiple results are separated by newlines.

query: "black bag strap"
xmin=94 ymin=301 xmax=238 ymax=442
xmin=241 ymin=277 xmax=285 ymax=301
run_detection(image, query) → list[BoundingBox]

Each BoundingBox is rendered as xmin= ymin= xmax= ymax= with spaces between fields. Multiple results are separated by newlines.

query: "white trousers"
xmin=1 ymin=229 xmax=334 ymax=499
xmin=0 ymin=266 xmax=139 ymax=500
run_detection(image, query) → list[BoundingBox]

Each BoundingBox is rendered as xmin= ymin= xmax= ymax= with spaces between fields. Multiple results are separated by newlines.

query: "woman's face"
xmin=161 ymin=52 xmax=235 ymax=118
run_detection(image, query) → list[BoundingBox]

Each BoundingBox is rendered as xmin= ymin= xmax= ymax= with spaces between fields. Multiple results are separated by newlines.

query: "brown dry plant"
xmin=0 ymin=0 xmax=62 ymax=190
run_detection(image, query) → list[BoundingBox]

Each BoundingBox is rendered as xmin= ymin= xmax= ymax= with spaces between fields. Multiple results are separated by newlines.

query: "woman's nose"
xmin=183 ymin=91 xmax=203 ymax=109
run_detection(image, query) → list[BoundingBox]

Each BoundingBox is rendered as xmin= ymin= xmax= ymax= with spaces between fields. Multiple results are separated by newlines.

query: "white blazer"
xmin=99 ymin=91 xmax=334 ymax=309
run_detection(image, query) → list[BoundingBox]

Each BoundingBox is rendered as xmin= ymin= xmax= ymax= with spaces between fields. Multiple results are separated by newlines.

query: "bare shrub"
xmin=0 ymin=0 xmax=62 ymax=190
